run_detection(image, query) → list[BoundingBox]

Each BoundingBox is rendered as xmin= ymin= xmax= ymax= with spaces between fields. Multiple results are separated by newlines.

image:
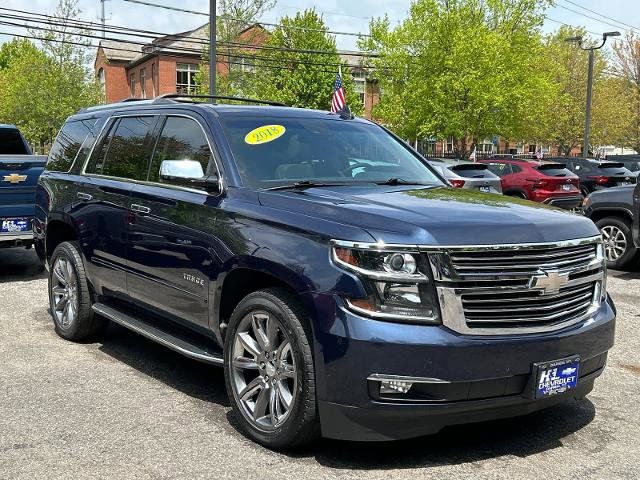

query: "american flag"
xmin=331 ymin=68 xmax=346 ymax=113
xmin=535 ymin=146 xmax=543 ymax=160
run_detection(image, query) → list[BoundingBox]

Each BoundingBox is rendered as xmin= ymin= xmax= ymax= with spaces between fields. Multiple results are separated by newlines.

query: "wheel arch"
xmin=588 ymin=209 xmax=633 ymax=226
xmin=213 ymin=263 xmax=314 ymax=344
xmin=45 ymin=215 xmax=80 ymax=261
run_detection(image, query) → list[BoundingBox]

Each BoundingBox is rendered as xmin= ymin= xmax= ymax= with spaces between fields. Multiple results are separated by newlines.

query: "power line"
xmin=0 ymin=12 xmax=384 ymax=74
xmin=544 ymin=16 xmax=601 ymax=37
xmin=120 ymin=0 xmax=372 ymax=38
xmin=555 ymin=2 xmax=632 ymax=34
xmin=561 ymin=0 xmax=640 ymax=34
xmin=0 ymin=7 xmax=379 ymax=58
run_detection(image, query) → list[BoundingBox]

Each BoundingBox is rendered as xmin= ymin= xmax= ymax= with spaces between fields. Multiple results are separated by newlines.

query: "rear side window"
xmin=47 ymin=121 xmax=93 ymax=172
xmin=485 ymin=162 xmax=512 ymax=176
xmin=86 ymin=116 xmax=156 ymax=180
xmin=536 ymin=164 xmax=572 ymax=177
xmin=449 ymin=164 xmax=491 ymax=178
xmin=0 ymin=128 xmax=29 ymax=155
xmin=148 ymin=116 xmax=214 ymax=183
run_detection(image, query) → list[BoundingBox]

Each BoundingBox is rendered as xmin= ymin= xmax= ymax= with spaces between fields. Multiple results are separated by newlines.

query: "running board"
xmin=92 ymin=303 xmax=224 ymax=366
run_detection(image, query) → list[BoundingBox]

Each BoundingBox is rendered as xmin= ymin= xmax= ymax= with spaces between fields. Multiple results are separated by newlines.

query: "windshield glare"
xmin=219 ymin=116 xmax=443 ymax=188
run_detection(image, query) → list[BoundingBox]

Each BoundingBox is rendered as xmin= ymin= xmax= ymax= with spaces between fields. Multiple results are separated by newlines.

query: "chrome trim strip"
xmin=331 ymin=235 xmax=602 ymax=252
xmin=0 ymin=233 xmax=32 ymax=241
xmin=342 ymin=302 xmax=439 ymax=324
xmin=367 ymin=373 xmax=450 ymax=384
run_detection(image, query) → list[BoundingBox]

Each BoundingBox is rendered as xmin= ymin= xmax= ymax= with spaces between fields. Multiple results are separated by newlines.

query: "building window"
xmin=97 ymin=67 xmax=105 ymax=93
xmin=352 ymin=74 xmax=366 ymax=104
xmin=176 ymin=63 xmax=198 ymax=94
xmin=151 ymin=63 xmax=157 ymax=97
xmin=230 ymin=55 xmax=255 ymax=74
xmin=140 ymin=68 xmax=146 ymax=99
xmin=446 ymin=136 xmax=455 ymax=153
xmin=130 ymin=72 xmax=135 ymax=97
xmin=478 ymin=138 xmax=494 ymax=153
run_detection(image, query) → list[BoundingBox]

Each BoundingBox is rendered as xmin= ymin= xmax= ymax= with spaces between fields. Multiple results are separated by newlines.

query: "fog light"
xmin=379 ymin=379 xmax=413 ymax=394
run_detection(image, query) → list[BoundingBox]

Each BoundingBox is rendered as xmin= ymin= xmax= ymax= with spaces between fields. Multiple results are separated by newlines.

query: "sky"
xmin=0 ymin=0 xmax=638 ymax=52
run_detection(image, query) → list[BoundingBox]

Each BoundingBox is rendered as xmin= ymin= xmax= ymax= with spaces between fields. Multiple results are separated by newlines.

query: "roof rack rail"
xmin=151 ymin=93 xmax=286 ymax=107
xmin=120 ymin=97 xmax=146 ymax=102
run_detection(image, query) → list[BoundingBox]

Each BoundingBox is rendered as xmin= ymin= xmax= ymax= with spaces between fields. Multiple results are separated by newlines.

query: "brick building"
xmin=95 ymin=24 xmax=268 ymax=103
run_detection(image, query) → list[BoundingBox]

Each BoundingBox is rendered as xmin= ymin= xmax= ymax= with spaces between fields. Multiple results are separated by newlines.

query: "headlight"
xmin=331 ymin=242 xmax=440 ymax=324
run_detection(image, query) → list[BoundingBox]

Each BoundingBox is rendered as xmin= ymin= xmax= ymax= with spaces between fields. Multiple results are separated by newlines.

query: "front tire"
xmin=596 ymin=217 xmax=638 ymax=269
xmin=224 ymin=288 xmax=319 ymax=450
xmin=48 ymin=241 xmax=105 ymax=340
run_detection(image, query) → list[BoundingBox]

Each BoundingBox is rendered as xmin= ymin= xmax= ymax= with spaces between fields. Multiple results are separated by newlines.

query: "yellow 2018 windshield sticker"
xmin=245 ymin=125 xmax=286 ymax=145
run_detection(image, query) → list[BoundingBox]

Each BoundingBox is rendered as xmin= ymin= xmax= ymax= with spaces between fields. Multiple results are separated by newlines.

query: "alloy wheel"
xmin=230 ymin=311 xmax=297 ymax=431
xmin=51 ymin=256 xmax=79 ymax=328
xmin=601 ymin=225 xmax=627 ymax=261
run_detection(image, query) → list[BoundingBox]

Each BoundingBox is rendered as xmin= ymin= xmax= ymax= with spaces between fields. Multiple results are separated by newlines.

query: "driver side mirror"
xmin=159 ymin=160 xmax=220 ymax=193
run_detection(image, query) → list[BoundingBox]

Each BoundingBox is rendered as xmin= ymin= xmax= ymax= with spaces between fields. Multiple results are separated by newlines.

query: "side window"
xmin=85 ymin=116 xmax=156 ymax=181
xmin=149 ymin=116 xmax=214 ymax=183
xmin=510 ymin=164 xmax=522 ymax=174
xmin=47 ymin=121 xmax=93 ymax=172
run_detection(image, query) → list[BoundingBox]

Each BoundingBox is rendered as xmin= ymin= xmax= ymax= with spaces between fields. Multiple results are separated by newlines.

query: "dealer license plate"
xmin=534 ymin=356 xmax=580 ymax=398
xmin=1 ymin=217 xmax=31 ymax=233
xmin=561 ymin=184 xmax=572 ymax=191
xmin=479 ymin=186 xmax=491 ymax=193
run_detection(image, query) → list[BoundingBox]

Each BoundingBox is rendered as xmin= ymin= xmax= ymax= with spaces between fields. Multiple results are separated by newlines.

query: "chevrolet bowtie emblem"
xmin=3 ymin=173 xmax=27 ymax=184
xmin=529 ymin=270 xmax=570 ymax=295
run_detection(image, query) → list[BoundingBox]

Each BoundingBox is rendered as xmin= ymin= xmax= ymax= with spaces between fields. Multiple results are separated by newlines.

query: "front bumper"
xmin=305 ymin=293 xmax=615 ymax=441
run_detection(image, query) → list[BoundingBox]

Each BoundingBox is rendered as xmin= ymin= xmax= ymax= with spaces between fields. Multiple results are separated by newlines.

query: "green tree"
xmin=0 ymin=0 xmax=103 ymax=151
xmin=358 ymin=0 xmax=554 ymax=157
xmin=251 ymin=9 xmax=362 ymax=112
xmin=612 ymin=32 xmax=640 ymax=153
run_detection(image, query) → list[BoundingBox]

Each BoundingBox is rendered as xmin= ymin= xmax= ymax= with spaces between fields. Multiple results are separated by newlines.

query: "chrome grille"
xmin=429 ymin=236 xmax=605 ymax=335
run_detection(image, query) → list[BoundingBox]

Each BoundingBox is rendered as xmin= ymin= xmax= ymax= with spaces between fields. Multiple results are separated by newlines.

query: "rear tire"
xmin=506 ymin=191 xmax=527 ymax=199
xmin=595 ymin=217 xmax=638 ymax=270
xmin=224 ymin=288 xmax=319 ymax=450
xmin=48 ymin=241 xmax=105 ymax=341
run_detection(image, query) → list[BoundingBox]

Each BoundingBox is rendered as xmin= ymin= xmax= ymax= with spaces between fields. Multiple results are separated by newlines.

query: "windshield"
xmin=219 ymin=116 xmax=443 ymax=188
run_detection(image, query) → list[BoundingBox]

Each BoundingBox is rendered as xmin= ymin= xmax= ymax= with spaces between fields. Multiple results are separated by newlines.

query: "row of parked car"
xmin=427 ymin=154 xmax=640 ymax=269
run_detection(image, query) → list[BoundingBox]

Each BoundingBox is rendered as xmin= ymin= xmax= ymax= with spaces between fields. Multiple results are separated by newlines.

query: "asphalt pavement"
xmin=1 ymin=247 xmax=639 ymax=479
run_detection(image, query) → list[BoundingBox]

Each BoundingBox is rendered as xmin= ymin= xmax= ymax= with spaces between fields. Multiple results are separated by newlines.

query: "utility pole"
xmin=566 ymin=31 xmax=620 ymax=157
xmin=209 ymin=0 xmax=216 ymax=100
xmin=100 ymin=0 xmax=106 ymax=38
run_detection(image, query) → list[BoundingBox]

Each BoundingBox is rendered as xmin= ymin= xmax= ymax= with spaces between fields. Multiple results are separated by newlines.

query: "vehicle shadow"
xmin=96 ymin=323 xmax=596 ymax=469
xmin=295 ymin=399 xmax=596 ymax=469
xmin=97 ymin=324 xmax=230 ymax=407
xmin=0 ymin=248 xmax=45 ymax=283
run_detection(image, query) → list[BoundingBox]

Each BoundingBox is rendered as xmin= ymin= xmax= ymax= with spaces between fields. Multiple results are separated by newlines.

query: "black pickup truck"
xmin=0 ymin=124 xmax=46 ymax=249
xmin=35 ymin=95 xmax=615 ymax=449
xmin=583 ymin=185 xmax=638 ymax=269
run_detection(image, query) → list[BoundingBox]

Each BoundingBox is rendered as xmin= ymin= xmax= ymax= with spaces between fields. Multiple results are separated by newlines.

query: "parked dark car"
xmin=556 ymin=157 xmax=636 ymax=197
xmin=582 ymin=185 xmax=638 ymax=269
xmin=478 ymin=158 xmax=581 ymax=209
xmin=427 ymin=159 xmax=502 ymax=193
xmin=35 ymin=95 xmax=614 ymax=449
xmin=0 ymin=124 xmax=46 ymax=249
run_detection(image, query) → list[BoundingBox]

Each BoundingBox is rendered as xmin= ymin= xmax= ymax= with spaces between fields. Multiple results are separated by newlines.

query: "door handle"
xmin=77 ymin=192 xmax=93 ymax=201
xmin=130 ymin=204 xmax=151 ymax=214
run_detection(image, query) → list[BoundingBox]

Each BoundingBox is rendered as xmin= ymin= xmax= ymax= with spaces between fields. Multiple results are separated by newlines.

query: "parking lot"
xmin=0 ymin=247 xmax=639 ymax=480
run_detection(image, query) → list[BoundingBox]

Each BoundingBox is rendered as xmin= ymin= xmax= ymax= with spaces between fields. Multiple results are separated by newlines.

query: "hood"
xmin=258 ymin=186 xmax=600 ymax=246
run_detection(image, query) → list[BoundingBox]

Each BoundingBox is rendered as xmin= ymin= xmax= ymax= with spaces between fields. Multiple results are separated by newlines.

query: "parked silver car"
xmin=428 ymin=158 xmax=503 ymax=193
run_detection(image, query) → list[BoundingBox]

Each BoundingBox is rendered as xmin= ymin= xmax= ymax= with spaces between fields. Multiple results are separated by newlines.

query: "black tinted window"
xmin=0 ymin=128 xmax=29 ymax=155
xmin=149 ymin=116 xmax=213 ymax=183
xmin=570 ymin=161 xmax=596 ymax=174
xmin=47 ymin=121 xmax=93 ymax=172
xmin=536 ymin=165 xmax=572 ymax=177
xmin=86 ymin=116 xmax=156 ymax=180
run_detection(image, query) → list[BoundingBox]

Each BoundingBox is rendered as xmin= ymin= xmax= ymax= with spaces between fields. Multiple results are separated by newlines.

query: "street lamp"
xmin=566 ymin=31 xmax=621 ymax=157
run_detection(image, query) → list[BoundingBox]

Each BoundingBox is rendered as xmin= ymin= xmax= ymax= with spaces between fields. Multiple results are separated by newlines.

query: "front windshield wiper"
xmin=265 ymin=180 xmax=348 ymax=191
xmin=375 ymin=178 xmax=431 ymax=186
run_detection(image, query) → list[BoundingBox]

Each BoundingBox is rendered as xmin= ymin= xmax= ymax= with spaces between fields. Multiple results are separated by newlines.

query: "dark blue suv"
xmin=35 ymin=95 xmax=615 ymax=449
